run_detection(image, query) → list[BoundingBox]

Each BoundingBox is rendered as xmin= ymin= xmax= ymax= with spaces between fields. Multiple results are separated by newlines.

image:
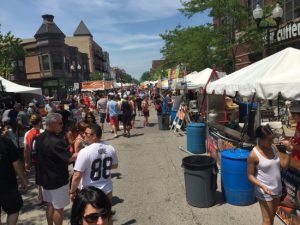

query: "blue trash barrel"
xmin=221 ymin=149 xmax=255 ymax=206
xmin=187 ymin=123 xmax=206 ymax=154
xmin=239 ymin=102 xmax=257 ymax=122
xmin=171 ymin=110 xmax=177 ymax=124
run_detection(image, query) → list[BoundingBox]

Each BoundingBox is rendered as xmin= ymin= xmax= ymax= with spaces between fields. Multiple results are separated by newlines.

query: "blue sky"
xmin=0 ymin=0 xmax=211 ymax=79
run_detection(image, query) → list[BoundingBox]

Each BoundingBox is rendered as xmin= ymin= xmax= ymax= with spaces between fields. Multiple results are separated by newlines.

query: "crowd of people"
xmin=0 ymin=88 xmax=158 ymax=225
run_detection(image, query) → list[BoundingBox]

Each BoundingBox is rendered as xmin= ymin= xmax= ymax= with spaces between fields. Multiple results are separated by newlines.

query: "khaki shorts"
xmin=43 ymin=184 xmax=69 ymax=209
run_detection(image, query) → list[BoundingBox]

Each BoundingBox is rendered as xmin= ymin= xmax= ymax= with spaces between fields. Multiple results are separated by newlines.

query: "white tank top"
xmin=253 ymin=145 xmax=282 ymax=195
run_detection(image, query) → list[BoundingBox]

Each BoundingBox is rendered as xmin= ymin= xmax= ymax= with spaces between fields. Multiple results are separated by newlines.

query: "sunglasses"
xmin=83 ymin=210 xmax=109 ymax=223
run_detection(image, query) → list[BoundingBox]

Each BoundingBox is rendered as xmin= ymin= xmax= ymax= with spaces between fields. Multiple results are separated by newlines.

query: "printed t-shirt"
xmin=74 ymin=142 xmax=118 ymax=194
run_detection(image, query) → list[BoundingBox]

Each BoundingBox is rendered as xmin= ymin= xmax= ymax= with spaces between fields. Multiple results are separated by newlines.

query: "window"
xmin=294 ymin=1 xmax=300 ymax=18
xmin=17 ymin=60 xmax=24 ymax=72
xmin=250 ymin=0 xmax=265 ymax=11
xmin=52 ymin=55 xmax=63 ymax=70
xmin=41 ymin=54 xmax=50 ymax=71
xmin=284 ymin=0 xmax=300 ymax=22
xmin=64 ymin=57 xmax=70 ymax=72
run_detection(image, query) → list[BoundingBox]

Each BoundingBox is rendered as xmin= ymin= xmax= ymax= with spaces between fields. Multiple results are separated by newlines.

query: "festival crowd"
xmin=0 ymin=88 xmax=165 ymax=225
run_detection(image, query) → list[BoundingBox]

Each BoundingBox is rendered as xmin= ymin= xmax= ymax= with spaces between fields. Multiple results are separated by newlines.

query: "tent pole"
xmin=257 ymin=100 xmax=261 ymax=127
xmin=277 ymin=94 xmax=280 ymax=121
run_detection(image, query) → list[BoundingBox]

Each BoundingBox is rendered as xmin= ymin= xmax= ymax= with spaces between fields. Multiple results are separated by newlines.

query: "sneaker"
xmin=127 ymin=133 xmax=130 ymax=138
xmin=123 ymin=133 xmax=127 ymax=137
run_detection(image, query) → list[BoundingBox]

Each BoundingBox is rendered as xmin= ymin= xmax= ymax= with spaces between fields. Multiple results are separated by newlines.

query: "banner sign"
xmin=161 ymin=79 xmax=169 ymax=89
xmin=81 ymin=80 xmax=113 ymax=91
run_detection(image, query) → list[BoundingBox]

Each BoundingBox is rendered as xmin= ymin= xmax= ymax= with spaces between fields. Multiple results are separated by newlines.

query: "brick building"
xmin=65 ymin=21 xmax=110 ymax=75
xmin=12 ymin=14 xmax=110 ymax=98
xmin=215 ymin=0 xmax=300 ymax=71
xmin=151 ymin=60 xmax=165 ymax=71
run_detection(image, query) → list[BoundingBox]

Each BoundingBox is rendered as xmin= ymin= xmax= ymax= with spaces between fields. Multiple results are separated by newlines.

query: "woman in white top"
xmin=247 ymin=125 xmax=292 ymax=225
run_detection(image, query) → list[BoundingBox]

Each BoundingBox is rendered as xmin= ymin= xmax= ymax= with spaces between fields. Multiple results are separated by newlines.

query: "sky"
xmin=0 ymin=0 xmax=211 ymax=79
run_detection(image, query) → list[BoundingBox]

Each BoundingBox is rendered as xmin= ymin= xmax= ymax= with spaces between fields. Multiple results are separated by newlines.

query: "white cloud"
xmin=95 ymin=33 xmax=160 ymax=45
xmin=0 ymin=0 xmax=205 ymax=78
xmin=120 ymin=41 xmax=162 ymax=50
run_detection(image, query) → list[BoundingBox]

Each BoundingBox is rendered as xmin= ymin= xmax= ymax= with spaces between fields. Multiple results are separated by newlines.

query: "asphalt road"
xmin=1 ymin=107 xmax=283 ymax=225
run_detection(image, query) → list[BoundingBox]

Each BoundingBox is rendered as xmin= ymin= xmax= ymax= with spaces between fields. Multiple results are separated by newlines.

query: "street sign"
xmin=74 ymin=82 xmax=79 ymax=90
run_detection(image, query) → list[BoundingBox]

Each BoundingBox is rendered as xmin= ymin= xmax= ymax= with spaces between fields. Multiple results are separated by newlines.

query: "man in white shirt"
xmin=70 ymin=124 xmax=118 ymax=202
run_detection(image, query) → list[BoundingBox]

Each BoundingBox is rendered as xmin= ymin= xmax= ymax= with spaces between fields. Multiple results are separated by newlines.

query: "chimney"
xmin=42 ymin=14 xmax=54 ymax=23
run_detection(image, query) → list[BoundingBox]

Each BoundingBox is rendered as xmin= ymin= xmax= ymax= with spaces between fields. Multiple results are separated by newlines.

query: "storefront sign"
xmin=270 ymin=21 xmax=300 ymax=43
xmin=74 ymin=83 xmax=79 ymax=90
xmin=43 ymin=80 xmax=58 ymax=87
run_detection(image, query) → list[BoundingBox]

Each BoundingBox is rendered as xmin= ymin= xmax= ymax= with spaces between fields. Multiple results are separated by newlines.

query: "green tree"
xmin=160 ymin=25 xmax=215 ymax=72
xmin=0 ymin=26 xmax=25 ymax=79
xmin=89 ymin=72 xmax=103 ymax=81
xmin=179 ymin=0 xmax=280 ymax=73
xmin=140 ymin=71 xmax=151 ymax=82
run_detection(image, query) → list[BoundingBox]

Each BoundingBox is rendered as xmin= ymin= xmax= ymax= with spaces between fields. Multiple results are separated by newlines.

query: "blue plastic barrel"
xmin=187 ymin=123 xmax=206 ymax=154
xmin=171 ymin=110 xmax=177 ymax=124
xmin=239 ymin=102 xmax=257 ymax=122
xmin=221 ymin=149 xmax=255 ymax=206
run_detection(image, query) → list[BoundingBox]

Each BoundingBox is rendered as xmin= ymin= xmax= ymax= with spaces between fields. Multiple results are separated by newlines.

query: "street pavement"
xmin=2 ymin=106 xmax=283 ymax=225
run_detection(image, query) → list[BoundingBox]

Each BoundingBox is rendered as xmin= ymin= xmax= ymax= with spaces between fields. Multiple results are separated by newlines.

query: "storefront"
xmin=42 ymin=79 xmax=66 ymax=99
xmin=270 ymin=18 xmax=300 ymax=53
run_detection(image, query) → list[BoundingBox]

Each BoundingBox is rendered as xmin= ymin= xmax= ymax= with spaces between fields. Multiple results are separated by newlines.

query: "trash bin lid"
xmin=187 ymin=123 xmax=206 ymax=128
xmin=221 ymin=149 xmax=250 ymax=160
xmin=182 ymin=155 xmax=215 ymax=170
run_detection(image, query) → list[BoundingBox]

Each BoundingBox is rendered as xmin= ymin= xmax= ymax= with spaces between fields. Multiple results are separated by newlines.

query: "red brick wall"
xmin=152 ymin=60 xmax=164 ymax=70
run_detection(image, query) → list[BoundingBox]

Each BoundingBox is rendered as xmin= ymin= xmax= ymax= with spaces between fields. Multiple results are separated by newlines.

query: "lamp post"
xmin=252 ymin=3 xmax=283 ymax=55
xmin=179 ymin=63 xmax=187 ymax=103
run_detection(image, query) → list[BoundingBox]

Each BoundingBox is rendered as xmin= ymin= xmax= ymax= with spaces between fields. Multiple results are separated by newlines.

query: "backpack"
xmin=31 ymin=135 xmax=38 ymax=162
xmin=26 ymin=128 xmax=41 ymax=163
xmin=155 ymin=103 xmax=162 ymax=112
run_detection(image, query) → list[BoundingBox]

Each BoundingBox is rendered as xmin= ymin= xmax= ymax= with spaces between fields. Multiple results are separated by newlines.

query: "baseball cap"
xmin=29 ymin=102 xmax=35 ymax=107
xmin=123 ymin=94 xmax=127 ymax=99
xmin=290 ymin=101 xmax=300 ymax=113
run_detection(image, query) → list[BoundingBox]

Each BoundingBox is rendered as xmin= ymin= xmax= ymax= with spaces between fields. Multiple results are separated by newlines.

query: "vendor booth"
xmin=0 ymin=76 xmax=42 ymax=107
xmin=206 ymin=47 xmax=300 ymax=224
xmin=0 ymin=76 xmax=42 ymax=95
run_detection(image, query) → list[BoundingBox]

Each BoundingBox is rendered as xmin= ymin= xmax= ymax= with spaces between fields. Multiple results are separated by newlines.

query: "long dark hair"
xmin=84 ymin=112 xmax=96 ymax=124
xmin=255 ymin=124 xmax=273 ymax=139
xmin=70 ymin=186 xmax=111 ymax=225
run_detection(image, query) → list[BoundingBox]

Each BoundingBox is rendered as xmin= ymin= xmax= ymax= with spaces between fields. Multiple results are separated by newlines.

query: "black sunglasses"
xmin=83 ymin=210 xmax=109 ymax=223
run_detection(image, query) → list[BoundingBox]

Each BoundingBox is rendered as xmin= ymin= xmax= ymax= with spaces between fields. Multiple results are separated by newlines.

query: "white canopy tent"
xmin=0 ymin=76 xmax=42 ymax=95
xmin=177 ymin=68 xmax=222 ymax=90
xmin=206 ymin=47 xmax=300 ymax=100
